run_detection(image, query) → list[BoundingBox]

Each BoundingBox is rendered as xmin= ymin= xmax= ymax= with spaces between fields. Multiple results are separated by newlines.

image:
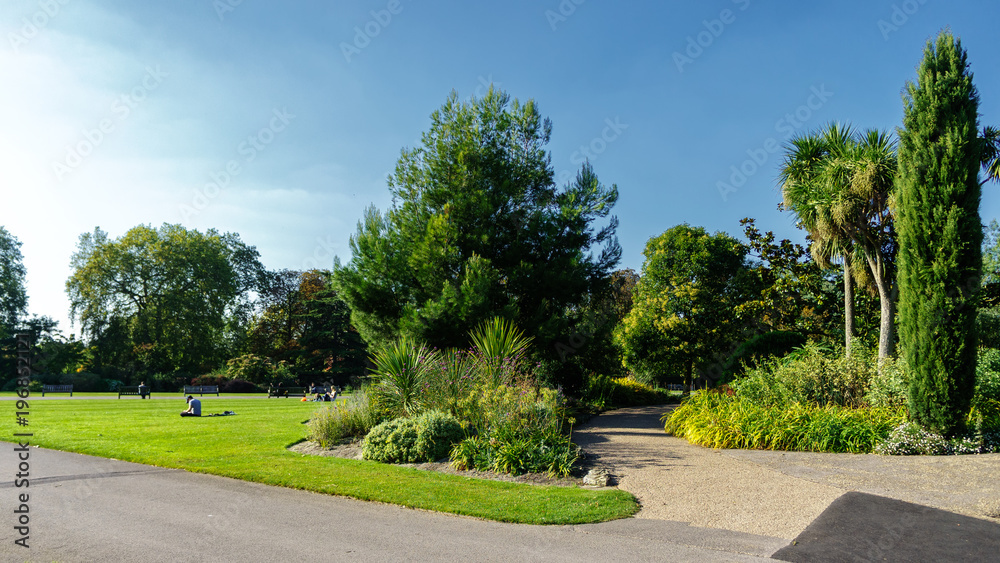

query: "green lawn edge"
xmin=6 ymin=398 xmax=638 ymax=525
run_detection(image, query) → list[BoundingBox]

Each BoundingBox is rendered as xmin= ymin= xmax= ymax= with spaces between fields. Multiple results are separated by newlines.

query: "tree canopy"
xmin=334 ymin=87 xmax=620 ymax=386
xmin=0 ymin=226 xmax=27 ymax=337
xmin=615 ymin=224 xmax=754 ymax=390
xmin=247 ymin=269 xmax=367 ymax=383
xmin=66 ymin=223 xmax=266 ymax=376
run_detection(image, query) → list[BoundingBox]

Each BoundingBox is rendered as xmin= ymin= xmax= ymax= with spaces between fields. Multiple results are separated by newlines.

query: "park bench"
xmin=42 ymin=384 xmax=73 ymax=397
xmin=118 ymin=386 xmax=150 ymax=399
xmin=183 ymin=385 xmax=220 ymax=396
xmin=267 ymin=386 xmax=307 ymax=398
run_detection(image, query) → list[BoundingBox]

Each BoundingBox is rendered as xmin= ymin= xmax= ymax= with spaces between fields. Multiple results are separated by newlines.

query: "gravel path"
xmin=573 ymin=404 xmax=1000 ymax=540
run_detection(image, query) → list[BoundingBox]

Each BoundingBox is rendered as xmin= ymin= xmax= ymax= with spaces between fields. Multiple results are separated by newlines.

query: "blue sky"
xmin=2 ymin=0 xmax=999 ymax=336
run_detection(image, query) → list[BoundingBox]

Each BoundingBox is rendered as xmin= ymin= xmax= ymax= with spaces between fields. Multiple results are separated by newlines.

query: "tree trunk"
xmin=866 ymin=251 xmax=897 ymax=364
xmin=843 ymin=256 xmax=855 ymax=357
xmin=683 ymin=357 xmax=693 ymax=395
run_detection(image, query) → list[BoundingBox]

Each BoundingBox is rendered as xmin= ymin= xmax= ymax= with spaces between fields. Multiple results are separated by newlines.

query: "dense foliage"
xmin=896 ymin=31 xmax=983 ymax=436
xmin=334 ymin=88 xmax=620 ymax=391
xmin=66 ymin=224 xmax=266 ymax=378
xmin=615 ymin=224 xmax=755 ymax=389
xmin=361 ymin=410 xmax=464 ymax=464
xmin=309 ymin=318 xmax=580 ymax=477
xmin=0 ymin=226 xmax=27 ymax=336
xmin=247 ymin=270 xmax=367 ymax=384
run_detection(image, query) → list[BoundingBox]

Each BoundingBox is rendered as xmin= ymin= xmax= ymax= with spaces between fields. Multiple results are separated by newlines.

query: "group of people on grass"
xmin=306 ymin=383 xmax=339 ymax=402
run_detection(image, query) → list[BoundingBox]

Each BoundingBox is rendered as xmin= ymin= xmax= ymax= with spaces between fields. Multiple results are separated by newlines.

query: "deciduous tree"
xmin=66 ymin=224 xmax=266 ymax=376
xmin=614 ymin=224 xmax=754 ymax=391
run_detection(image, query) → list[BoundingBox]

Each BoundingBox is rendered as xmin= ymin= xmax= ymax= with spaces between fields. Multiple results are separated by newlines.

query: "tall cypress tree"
xmin=897 ymin=31 xmax=983 ymax=436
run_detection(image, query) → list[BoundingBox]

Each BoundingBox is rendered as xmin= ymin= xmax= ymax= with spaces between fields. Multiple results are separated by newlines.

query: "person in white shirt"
xmin=181 ymin=396 xmax=201 ymax=417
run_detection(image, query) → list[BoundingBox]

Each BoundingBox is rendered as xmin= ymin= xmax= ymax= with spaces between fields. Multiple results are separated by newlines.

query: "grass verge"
xmin=4 ymin=398 xmax=637 ymax=525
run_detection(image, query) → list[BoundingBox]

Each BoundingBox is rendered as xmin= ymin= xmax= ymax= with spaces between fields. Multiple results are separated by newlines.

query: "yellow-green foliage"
xmin=663 ymin=392 xmax=906 ymax=453
xmin=456 ymin=383 xmax=566 ymax=436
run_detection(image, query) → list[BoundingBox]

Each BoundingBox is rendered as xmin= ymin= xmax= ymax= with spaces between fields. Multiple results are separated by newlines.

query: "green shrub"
xmin=225 ymin=355 xmax=292 ymax=386
xmin=361 ymin=410 xmax=463 ymax=464
xmin=977 ymin=307 xmax=1000 ymax=349
xmin=450 ymin=427 xmax=580 ymax=477
xmin=449 ymin=383 xmax=579 ymax=477
xmin=977 ymin=348 xmax=1000 ymax=402
xmin=663 ymin=392 xmax=904 ymax=453
xmin=865 ymin=356 xmax=910 ymax=408
xmin=467 ymin=318 xmax=532 ymax=388
xmin=59 ymin=371 xmax=105 ymax=392
xmin=581 ymin=375 xmax=670 ymax=410
xmin=308 ymin=386 xmax=386 ymax=447
xmin=730 ymin=343 xmax=880 ymax=408
xmin=721 ymin=331 xmax=806 ymax=381
xmin=190 ymin=374 xmax=229 ymax=387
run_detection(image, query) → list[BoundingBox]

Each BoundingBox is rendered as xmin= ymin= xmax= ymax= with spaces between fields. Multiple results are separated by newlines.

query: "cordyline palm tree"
xmin=982 ymin=126 xmax=1000 ymax=181
xmin=779 ymin=123 xmax=860 ymax=356
xmin=837 ymin=128 xmax=899 ymax=362
xmin=781 ymin=124 xmax=899 ymax=362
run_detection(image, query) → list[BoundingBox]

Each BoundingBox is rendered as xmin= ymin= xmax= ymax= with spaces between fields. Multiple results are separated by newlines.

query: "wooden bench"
xmin=183 ymin=385 xmax=219 ymax=396
xmin=118 ymin=386 xmax=150 ymax=399
xmin=42 ymin=384 xmax=73 ymax=397
xmin=267 ymin=386 xmax=306 ymax=398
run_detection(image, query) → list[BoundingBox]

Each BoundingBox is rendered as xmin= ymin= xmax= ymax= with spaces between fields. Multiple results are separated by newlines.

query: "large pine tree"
xmin=896 ymin=31 xmax=983 ymax=436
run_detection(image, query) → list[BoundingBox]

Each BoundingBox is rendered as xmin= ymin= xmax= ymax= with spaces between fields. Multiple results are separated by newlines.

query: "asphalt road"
xmin=0 ymin=447 xmax=785 ymax=562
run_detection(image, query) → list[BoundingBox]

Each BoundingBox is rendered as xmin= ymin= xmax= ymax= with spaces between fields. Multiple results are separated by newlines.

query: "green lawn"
xmin=4 ymin=397 xmax=638 ymax=525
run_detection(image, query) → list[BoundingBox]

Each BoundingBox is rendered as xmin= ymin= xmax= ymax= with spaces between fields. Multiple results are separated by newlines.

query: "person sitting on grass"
xmin=324 ymin=386 xmax=338 ymax=402
xmin=181 ymin=395 xmax=201 ymax=417
xmin=138 ymin=381 xmax=149 ymax=399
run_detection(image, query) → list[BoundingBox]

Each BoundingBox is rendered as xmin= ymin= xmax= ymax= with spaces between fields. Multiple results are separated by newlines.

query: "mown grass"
xmin=4 ymin=397 xmax=637 ymax=524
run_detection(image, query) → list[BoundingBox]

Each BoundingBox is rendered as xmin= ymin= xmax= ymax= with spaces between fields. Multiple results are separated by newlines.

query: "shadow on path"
xmin=773 ymin=491 xmax=1000 ymax=562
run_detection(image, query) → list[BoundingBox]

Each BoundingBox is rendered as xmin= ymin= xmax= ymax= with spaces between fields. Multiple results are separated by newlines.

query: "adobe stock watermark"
xmin=340 ymin=0 xmax=404 ymax=63
xmin=673 ymin=0 xmax=751 ymax=73
xmin=555 ymin=116 xmax=629 ymax=186
xmin=179 ymin=107 xmax=295 ymax=221
xmin=212 ymin=0 xmax=244 ymax=22
xmin=877 ymin=0 xmax=929 ymax=41
xmin=7 ymin=0 xmax=72 ymax=54
xmin=51 ymin=65 xmax=168 ymax=182
xmin=13 ymin=333 xmax=34 ymax=549
xmin=717 ymin=83 xmax=833 ymax=202
xmin=301 ymin=235 xmax=338 ymax=271
xmin=473 ymin=74 xmax=501 ymax=98
xmin=545 ymin=0 xmax=585 ymax=31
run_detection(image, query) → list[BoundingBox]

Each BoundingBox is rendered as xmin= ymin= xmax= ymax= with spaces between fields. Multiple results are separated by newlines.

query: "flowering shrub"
xmin=875 ymin=422 xmax=998 ymax=455
xmin=307 ymin=386 xmax=387 ymax=446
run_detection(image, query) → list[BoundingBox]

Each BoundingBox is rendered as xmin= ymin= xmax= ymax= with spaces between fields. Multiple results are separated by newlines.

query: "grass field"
xmin=3 ymin=396 xmax=638 ymax=525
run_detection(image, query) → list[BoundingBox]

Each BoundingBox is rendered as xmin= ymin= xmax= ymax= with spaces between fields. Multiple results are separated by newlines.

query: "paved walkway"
xmin=2 ymin=404 xmax=998 ymax=561
xmin=574 ymin=405 xmax=1000 ymax=560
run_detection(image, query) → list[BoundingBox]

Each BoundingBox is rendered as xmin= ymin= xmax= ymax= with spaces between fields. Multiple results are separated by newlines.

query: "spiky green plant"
xmin=468 ymin=317 xmax=533 ymax=387
xmin=370 ymin=337 xmax=439 ymax=417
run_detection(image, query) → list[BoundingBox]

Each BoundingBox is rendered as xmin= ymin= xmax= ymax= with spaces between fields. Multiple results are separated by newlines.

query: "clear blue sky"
xmin=2 ymin=0 xmax=999 ymax=336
